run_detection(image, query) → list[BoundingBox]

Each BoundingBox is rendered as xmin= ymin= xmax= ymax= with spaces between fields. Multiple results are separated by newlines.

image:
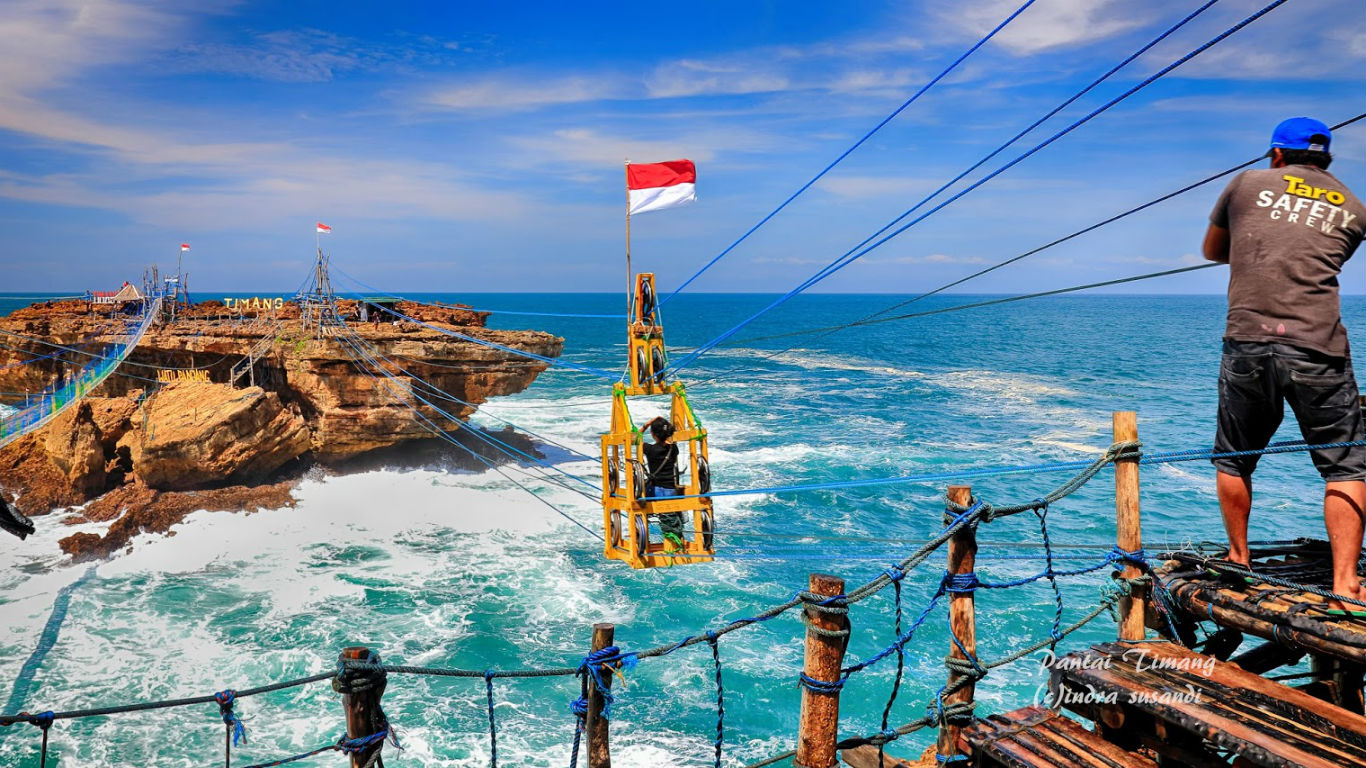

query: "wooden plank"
xmin=960 ymin=707 xmax=1157 ymax=768
xmin=838 ymin=745 xmax=916 ymax=768
xmin=1165 ymin=580 xmax=1366 ymax=665
xmin=1054 ymin=642 xmax=1366 ymax=768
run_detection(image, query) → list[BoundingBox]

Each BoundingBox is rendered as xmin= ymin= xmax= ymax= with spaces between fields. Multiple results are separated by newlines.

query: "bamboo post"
xmin=336 ymin=646 xmax=386 ymax=768
xmin=1114 ymin=411 xmax=1146 ymax=641
xmin=795 ymin=572 xmax=848 ymax=768
xmin=936 ymin=485 xmax=978 ymax=761
xmin=586 ymin=623 xmax=614 ymax=768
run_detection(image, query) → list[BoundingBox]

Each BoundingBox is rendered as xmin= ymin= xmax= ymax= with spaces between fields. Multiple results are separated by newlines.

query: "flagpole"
xmin=624 ymin=159 xmax=632 ymax=329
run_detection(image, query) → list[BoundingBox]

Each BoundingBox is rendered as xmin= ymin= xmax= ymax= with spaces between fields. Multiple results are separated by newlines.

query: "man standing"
xmin=1205 ymin=117 xmax=1366 ymax=608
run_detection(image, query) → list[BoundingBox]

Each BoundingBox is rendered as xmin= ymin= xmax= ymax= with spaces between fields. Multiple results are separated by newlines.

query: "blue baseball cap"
xmin=1270 ymin=117 xmax=1331 ymax=152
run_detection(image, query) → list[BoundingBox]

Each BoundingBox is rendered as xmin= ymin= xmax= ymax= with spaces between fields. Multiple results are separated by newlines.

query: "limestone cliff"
xmin=0 ymin=298 xmax=563 ymax=557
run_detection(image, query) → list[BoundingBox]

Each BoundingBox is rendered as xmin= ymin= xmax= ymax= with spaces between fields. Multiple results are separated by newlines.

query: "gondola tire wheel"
xmin=700 ymin=509 xmax=714 ymax=551
xmin=631 ymin=460 xmax=648 ymax=503
xmin=607 ymin=457 xmax=620 ymax=494
xmin=651 ymin=347 xmax=666 ymax=384
xmin=635 ymin=347 xmax=649 ymax=387
xmin=610 ymin=510 xmax=623 ymax=546
xmin=633 ymin=514 xmax=648 ymax=559
xmin=697 ymin=455 xmax=711 ymax=495
xmin=640 ymin=281 xmax=656 ymax=323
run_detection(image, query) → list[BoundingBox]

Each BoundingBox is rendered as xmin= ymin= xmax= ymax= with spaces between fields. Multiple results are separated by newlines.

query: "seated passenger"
xmin=643 ymin=417 xmax=685 ymax=541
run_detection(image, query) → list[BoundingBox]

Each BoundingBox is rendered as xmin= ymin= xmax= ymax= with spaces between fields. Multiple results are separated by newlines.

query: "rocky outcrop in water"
xmin=0 ymin=297 xmax=563 ymax=558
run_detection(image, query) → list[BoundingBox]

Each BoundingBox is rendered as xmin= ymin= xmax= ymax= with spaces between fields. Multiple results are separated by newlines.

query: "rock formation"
xmin=0 ymin=297 xmax=563 ymax=558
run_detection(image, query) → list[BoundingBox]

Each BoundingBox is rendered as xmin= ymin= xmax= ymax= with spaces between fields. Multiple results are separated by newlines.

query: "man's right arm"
xmin=1203 ymin=224 xmax=1230 ymax=263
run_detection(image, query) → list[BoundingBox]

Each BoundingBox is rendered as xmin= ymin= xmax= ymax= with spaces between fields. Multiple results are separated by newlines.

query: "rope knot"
xmin=882 ymin=567 xmax=905 ymax=582
xmin=569 ymin=697 xmax=589 ymax=719
xmin=25 ymin=711 xmax=54 ymax=730
xmin=337 ymin=729 xmax=388 ymax=756
xmin=214 ymin=689 xmax=246 ymax=746
xmin=577 ymin=646 xmax=637 ymax=720
xmin=943 ymin=572 xmax=979 ymax=594
xmin=1111 ymin=546 xmax=1147 ymax=567
xmin=334 ymin=648 xmax=387 ymax=696
xmin=797 ymin=673 xmax=844 ymax=694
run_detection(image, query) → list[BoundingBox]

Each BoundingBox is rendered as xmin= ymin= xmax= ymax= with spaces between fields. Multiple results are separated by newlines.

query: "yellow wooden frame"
xmin=600 ymin=272 xmax=714 ymax=568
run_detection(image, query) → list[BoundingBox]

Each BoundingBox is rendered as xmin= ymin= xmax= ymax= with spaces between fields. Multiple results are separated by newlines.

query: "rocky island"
xmin=0 ymin=297 xmax=563 ymax=559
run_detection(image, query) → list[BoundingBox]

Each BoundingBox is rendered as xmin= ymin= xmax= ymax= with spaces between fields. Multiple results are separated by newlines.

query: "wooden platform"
xmin=1157 ymin=540 xmax=1366 ymax=666
xmin=957 ymin=706 xmax=1157 ymax=768
xmin=1051 ymin=640 xmax=1366 ymax=767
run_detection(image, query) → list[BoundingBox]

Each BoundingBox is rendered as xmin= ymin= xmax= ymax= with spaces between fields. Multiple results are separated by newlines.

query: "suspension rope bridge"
xmin=0 ymin=298 xmax=161 ymax=450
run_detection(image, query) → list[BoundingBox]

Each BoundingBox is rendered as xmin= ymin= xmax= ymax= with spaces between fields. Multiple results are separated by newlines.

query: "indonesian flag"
xmin=627 ymin=160 xmax=696 ymax=215
xmin=316 ymin=222 xmax=332 ymax=234
xmin=179 ymin=243 xmax=190 ymax=252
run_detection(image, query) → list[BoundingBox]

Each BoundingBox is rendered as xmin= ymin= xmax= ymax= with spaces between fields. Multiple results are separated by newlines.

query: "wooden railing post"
xmin=586 ymin=623 xmax=615 ymax=768
xmin=796 ymin=573 xmax=849 ymax=768
xmin=936 ymin=485 xmax=978 ymax=761
xmin=335 ymin=646 xmax=386 ymax=768
xmin=1114 ymin=411 xmax=1146 ymax=641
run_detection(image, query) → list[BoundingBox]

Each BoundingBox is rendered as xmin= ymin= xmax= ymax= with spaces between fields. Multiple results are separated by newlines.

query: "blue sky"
xmin=0 ymin=0 xmax=1362 ymax=295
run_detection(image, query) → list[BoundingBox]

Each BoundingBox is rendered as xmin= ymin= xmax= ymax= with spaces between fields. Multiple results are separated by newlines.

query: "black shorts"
xmin=1214 ymin=340 xmax=1366 ymax=481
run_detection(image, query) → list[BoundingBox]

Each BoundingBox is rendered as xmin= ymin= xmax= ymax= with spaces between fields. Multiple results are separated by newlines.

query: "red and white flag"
xmin=179 ymin=243 xmax=190 ymax=252
xmin=627 ymin=160 xmax=696 ymax=215
xmin=316 ymin=222 xmax=332 ymax=234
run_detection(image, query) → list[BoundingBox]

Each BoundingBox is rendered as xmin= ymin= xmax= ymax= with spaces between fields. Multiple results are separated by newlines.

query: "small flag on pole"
xmin=316 ymin=222 xmax=332 ymax=234
xmin=179 ymin=243 xmax=190 ymax=252
xmin=627 ymin=160 xmax=696 ymax=215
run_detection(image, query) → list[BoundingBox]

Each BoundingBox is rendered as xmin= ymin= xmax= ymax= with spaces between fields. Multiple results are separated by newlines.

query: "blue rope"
xmin=668 ymin=0 xmax=1289 ymax=372
xmin=567 ymin=695 xmax=588 ymax=768
xmin=797 ymin=673 xmax=844 ymax=694
xmin=660 ymin=0 xmax=1040 ymax=304
xmin=842 ymin=588 xmax=946 ymax=677
xmin=825 ymin=0 xmax=1221 ymax=323
xmin=215 ymin=689 xmax=247 ymax=747
xmin=1034 ymin=501 xmax=1065 ymax=646
xmin=706 ymin=632 xmax=724 ymax=768
xmin=485 ymin=670 xmax=498 ymax=768
xmin=878 ymin=569 xmax=905 ymax=768
xmin=577 ymin=647 xmax=638 ymax=720
xmin=335 ymin=327 xmax=602 ymax=488
xmin=943 ymin=573 xmax=979 ymax=594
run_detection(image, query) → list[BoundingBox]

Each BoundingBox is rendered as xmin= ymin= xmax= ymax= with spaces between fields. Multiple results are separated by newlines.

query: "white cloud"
xmin=423 ymin=75 xmax=628 ymax=111
xmin=943 ymin=0 xmax=1149 ymax=56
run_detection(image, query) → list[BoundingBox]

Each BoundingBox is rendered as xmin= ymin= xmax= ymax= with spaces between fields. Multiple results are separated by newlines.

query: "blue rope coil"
xmin=577 ymin=646 xmax=637 ymax=720
xmin=214 ymin=689 xmax=247 ymax=747
xmin=337 ymin=729 xmax=388 ymax=755
xmin=943 ymin=573 xmax=980 ymax=594
xmin=797 ymin=673 xmax=844 ymax=694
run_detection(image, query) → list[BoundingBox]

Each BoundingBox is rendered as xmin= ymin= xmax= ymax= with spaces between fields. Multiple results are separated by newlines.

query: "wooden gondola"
xmin=600 ymin=273 xmax=714 ymax=568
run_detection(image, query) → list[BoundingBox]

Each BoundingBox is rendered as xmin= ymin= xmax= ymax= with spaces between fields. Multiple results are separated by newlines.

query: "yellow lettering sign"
xmin=1282 ymin=174 xmax=1346 ymax=204
xmin=156 ymin=370 xmax=211 ymax=384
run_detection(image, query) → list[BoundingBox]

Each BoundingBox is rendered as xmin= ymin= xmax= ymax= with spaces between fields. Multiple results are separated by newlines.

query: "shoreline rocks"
xmin=0 ymin=298 xmax=563 ymax=559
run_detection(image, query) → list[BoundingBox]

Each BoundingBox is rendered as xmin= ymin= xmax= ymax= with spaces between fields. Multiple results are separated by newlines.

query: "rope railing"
xmin=4 ymin=432 xmax=1357 ymax=766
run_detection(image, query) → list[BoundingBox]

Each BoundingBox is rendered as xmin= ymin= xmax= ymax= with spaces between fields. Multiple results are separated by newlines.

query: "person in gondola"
xmin=643 ymin=416 xmax=685 ymax=541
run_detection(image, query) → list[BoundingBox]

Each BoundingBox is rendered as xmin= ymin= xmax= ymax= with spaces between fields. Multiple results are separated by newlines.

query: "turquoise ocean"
xmin=2 ymin=291 xmax=1363 ymax=767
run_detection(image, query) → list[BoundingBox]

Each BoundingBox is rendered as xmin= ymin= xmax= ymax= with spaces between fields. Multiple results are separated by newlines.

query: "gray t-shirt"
xmin=1211 ymin=164 xmax=1366 ymax=357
